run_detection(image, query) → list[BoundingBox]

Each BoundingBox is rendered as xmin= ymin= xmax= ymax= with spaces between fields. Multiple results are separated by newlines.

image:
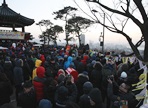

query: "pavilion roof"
xmin=0 ymin=0 xmax=35 ymax=28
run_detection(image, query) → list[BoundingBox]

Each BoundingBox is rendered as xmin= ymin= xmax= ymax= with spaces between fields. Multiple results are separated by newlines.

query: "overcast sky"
xmin=0 ymin=0 xmax=143 ymax=47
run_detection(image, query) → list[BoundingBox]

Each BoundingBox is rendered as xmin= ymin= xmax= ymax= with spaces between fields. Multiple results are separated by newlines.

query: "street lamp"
xmin=102 ymin=13 xmax=105 ymax=54
xmin=99 ymin=32 xmax=103 ymax=53
xmin=99 ymin=13 xmax=105 ymax=53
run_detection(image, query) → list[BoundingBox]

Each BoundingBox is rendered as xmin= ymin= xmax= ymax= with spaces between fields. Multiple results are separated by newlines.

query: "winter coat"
xmin=79 ymin=81 xmax=93 ymax=108
xmin=65 ymin=67 xmax=78 ymax=82
xmin=44 ymin=77 xmax=57 ymax=105
xmin=39 ymin=54 xmax=45 ymax=66
xmin=22 ymin=59 xmax=31 ymax=81
xmin=88 ymin=88 xmax=104 ymax=108
xmin=90 ymin=62 xmax=103 ymax=90
xmin=55 ymin=81 xmax=78 ymax=104
xmin=13 ymin=59 xmax=24 ymax=86
xmin=55 ymin=86 xmax=69 ymax=108
xmin=33 ymin=66 xmax=46 ymax=102
xmin=101 ymin=63 xmax=116 ymax=91
xmin=79 ymin=94 xmax=90 ymax=108
xmin=32 ymin=59 xmax=42 ymax=79
xmin=76 ymin=73 xmax=89 ymax=102
xmin=17 ymin=88 xmax=36 ymax=108
xmin=81 ymin=55 xmax=89 ymax=66
xmin=3 ymin=61 xmax=13 ymax=84
xmin=107 ymin=83 xmax=136 ymax=108
xmin=0 ymin=73 xmax=13 ymax=106
xmin=64 ymin=56 xmax=75 ymax=70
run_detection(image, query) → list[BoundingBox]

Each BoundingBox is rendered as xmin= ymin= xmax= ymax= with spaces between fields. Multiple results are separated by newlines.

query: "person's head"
xmin=88 ymin=88 xmax=103 ymax=108
xmin=57 ymin=74 xmax=65 ymax=84
xmin=39 ymin=99 xmax=52 ymax=108
xmin=58 ymin=86 xmax=68 ymax=100
xmin=83 ymin=81 xmax=93 ymax=94
xmin=120 ymin=71 xmax=127 ymax=78
xmin=64 ymin=74 xmax=73 ymax=85
xmin=36 ymin=66 xmax=45 ymax=78
xmin=119 ymin=83 xmax=130 ymax=93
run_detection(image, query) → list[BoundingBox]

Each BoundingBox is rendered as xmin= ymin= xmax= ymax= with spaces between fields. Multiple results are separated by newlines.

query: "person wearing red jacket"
xmin=33 ymin=66 xmax=46 ymax=103
xmin=39 ymin=54 xmax=45 ymax=66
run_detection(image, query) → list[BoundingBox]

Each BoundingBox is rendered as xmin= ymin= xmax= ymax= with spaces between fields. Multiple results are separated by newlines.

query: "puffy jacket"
xmin=32 ymin=59 xmax=42 ymax=79
xmin=33 ymin=66 xmax=45 ymax=102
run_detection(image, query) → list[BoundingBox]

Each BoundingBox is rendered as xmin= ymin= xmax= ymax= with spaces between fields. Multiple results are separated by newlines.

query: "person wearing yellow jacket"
xmin=32 ymin=59 xmax=42 ymax=80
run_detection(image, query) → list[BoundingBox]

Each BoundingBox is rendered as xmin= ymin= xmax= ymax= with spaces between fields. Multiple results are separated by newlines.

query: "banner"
xmin=0 ymin=31 xmax=25 ymax=40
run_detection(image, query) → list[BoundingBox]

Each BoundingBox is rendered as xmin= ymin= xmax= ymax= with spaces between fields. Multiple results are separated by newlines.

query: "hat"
xmin=89 ymin=88 xmax=103 ymax=106
xmin=82 ymin=71 xmax=88 ymax=75
xmin=91 ymin=60 xmax=96 ymax=66
xmin=39 ymin=99 xmax=52 ymax=108
xmin=83 ymin=81 xmax=93 ymax=94
xmin=120 ymin=71 xmax=127 ymax=78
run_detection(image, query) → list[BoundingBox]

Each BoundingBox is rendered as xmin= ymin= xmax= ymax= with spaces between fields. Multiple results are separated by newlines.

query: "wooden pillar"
xmin=12 ymin=24 xmax=15 ymax=31
xmin=22 ymin=26 xmax=25 ymax=32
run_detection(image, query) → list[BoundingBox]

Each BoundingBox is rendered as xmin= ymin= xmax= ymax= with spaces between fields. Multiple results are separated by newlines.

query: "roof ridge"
xmin=2 ymin=0 xmax=7 ymax=7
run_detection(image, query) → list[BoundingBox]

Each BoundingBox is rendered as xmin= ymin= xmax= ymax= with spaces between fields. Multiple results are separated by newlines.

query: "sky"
xmin=0 ymin=0 xmax=143 ymax=48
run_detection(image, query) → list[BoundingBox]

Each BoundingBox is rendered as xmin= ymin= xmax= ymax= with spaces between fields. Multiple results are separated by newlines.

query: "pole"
xmin=102 ymin=13 xmax=105 ymax=54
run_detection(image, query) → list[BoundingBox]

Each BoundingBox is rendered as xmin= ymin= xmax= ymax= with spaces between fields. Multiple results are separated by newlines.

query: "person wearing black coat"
xmin=17 ymin=80 xmax=36 ymax=108
xmin=90 ymin=62 xmax=103 ymax=90
xmin=107 ymin=79 xmax=136 ymax=108
xmin=3 ymin=57 xmax=14 ymax=84
xmin=79 ymin=81 xmax=93 ymax=108
xmin=55 ymin=75 xmax=78 ymax=108
xmin=13 ymin=59 xmax=24 ymax=102
xmin=76 ymin=72 xmax=89 ymax=102
xmin=88 ymin=88 xmax=104 ymax=108
xmin=0 ymin=72 xmax=13 ymax=107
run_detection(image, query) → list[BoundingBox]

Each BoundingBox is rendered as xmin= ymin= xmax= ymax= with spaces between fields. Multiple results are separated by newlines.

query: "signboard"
xmin=0 ymin=30 xmax=25 ymax=40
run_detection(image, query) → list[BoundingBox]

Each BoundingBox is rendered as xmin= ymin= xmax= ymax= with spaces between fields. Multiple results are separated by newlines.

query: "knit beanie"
xmin=120 ymin=71 xmax=127 ymax=78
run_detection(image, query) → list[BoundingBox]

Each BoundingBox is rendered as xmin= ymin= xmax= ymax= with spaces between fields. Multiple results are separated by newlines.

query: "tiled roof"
xmin=0 ymin=0 xmax=34 ymax=27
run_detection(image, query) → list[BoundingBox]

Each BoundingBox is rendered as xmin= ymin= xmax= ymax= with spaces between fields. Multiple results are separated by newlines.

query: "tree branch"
xmin=133 ymin=0 xmax=147 ymax=22
xmin=87 ymin=0 xmax=143 ymax=29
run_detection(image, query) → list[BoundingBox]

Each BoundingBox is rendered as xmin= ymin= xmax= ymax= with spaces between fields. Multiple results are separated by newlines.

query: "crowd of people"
xmin=0 ymin=42 xmax=146 ymax=108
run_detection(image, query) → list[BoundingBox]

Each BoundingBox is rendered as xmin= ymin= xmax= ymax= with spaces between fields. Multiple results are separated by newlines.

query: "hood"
xmin=89 ymin=88 xmax=103 ymax=104
xmin=39 ymin=99 xmax=52 ymax=108
xmin=57 ymin=69 xmax=65 ymax=76
xmin=83 ymin=81 xmax=93 ymax=94
xmin=35 ymin=59 xmax=42 ymax=67
xmin=83 ymin=55 xmax=89 ymax=61
xmin=46 ymin=55 xmax=51 ymax=62
xmin=67 ymin=56 xmax=73 ymax=62
xmin=78 ymin=73 xmax=89 ymax=80
xmin=58 ymin=86 xmax=68 ymax=98
xmin=36 ymin=66 xmax=45 ymax=78
xmin=15 ymin=59 xmax=23 ymax=67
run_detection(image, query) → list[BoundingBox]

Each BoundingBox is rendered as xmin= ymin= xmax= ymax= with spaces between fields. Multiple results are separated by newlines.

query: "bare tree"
xmin=78 ymin=0 xmax=148 ymax=64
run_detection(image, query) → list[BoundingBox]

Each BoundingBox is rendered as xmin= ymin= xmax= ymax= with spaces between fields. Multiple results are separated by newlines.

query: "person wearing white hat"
xmin=117 ymin=71 xmax=128 ymax=85
xmin=120 ymin=71 xmax=127 ymax=78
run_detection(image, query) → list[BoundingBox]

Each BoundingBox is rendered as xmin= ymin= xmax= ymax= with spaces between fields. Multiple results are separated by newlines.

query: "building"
xmin=0 ymin=0 xmax=34 ymax=47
